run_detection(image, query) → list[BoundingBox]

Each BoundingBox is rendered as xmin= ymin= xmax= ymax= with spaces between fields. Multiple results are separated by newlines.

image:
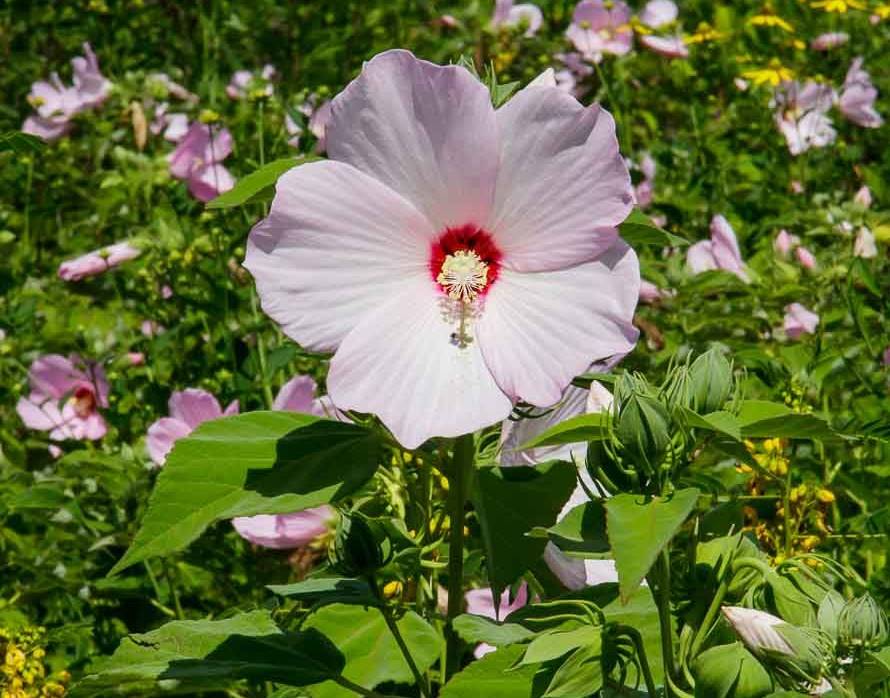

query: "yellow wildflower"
xmin=741 ymin=60 xmax=794 ymax=86
xmin=816 ymin=488 xmax=836 ymax=503
xmin=875 ymin=4 xmax=890 ymax=18
xmin=686 ymin=22 xmax=728 ymax=44
xmin=382 ymin=581 xmax=403 ymax=598
xmin=810 ymin=0 xmax=866 ymax=10
xmin=748 ymin=13 xmax=796 ymax=32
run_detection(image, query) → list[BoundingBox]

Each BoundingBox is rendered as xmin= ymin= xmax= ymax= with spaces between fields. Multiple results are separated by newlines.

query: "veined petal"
xmin=477 ymin=241 xmax=639 ymax=407
xmin=273 ymin=375 xmax=318 ymax=413
xmin=327 ymin=277 xmax=513 ymax=450
xmin=245 ymin=160 xmax=436 ymax=353
xmin=489 ymin=86 xmax=632 ymax=272
xmin=169 ymin=389 xmax=224 ymax=430
xmin=326 ymin=49 xmax=499 ymax=231
xmin=146 ymin=417 xmax=193 ymax=466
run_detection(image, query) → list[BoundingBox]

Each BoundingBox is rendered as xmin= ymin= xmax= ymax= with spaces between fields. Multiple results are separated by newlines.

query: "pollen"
xmin=437 ymin=250 xmax=489 ymax=303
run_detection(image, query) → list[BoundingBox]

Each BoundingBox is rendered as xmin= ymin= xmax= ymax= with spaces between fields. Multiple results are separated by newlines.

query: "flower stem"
xmin=647 ymin=549 xmax=694 ymax=698
xmin=379 ymin=605 xmax=431 ymax=698
xmin=444 ymin=433 xmax=475 ymax=682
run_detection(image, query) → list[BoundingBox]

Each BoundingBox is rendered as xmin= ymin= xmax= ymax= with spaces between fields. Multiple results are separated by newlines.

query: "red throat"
xmin=429 ymin=224 xmax=502 ymax=296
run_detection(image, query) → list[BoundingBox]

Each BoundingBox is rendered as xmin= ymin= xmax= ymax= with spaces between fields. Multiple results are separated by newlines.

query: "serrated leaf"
xmin=605 ymin=489 xmax=700 ymax=600
xmin=111 ymin=413 xmax=380 ymax=575
xmin=619 ymin=208 xmax=687 ymax=247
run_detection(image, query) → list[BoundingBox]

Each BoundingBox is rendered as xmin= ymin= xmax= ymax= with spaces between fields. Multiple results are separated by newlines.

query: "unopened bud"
xmin=838 ymin=594 xmax=889 ymax=651
xmin=615 ymin=388 xmax=671 ymax=473
xmin=689 ymin=349 xmax=734 ymax=414
xmin=328 ymin=511 xmax=392 ymax=578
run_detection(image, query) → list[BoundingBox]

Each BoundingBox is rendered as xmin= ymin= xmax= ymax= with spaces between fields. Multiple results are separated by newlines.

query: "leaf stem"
xmin=378 ymin=605 xmax=431 ymax=698
xmin=332 ymin=674 xmax=401 ymax=698
xmin=444 ymin=433 xmax=475 ymax=681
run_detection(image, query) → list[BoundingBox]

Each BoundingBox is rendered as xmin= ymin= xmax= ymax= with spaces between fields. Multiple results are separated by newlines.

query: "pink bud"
xmin=127 ymin=352 xmax=145 ymax=366
xmin=795 ymin=246 xmax=817 ymax=270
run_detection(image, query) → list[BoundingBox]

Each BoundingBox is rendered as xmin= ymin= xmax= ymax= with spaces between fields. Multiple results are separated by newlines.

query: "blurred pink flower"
xmin=465 ymin=583 xmax=529 ymax=656
xmin=439 ymin=14 xmax=460 ymax=28
xmin=795 ymin=246 xmax=817 ymax=270
xmin=686 ymin=215 xmax=749 ymax=282
xmin=71 ymin=43 xmax=112 ymax=109
xmin=151 ymin=104 xmax=189 ymax=143
xmin=127 ymin=352 xmax=145 ymax=366
xmin=16 ymin=354 xmax=109 ymax=441
xmin=773 ymin=229 xmax=800 ymax=256
xmin=631 ymin=154 xmax=656 ymax=208
xmin=149 ymin=73 xmax=199 ymax=103
xmin=790 ymin=180 xmax=804 ymax=194
xmin=883 ymin=346 xmax=890 ymax=366
xmin=245 ymin=50 xmax=639 ymax=449
xmin=226 ymin=65 xmax=276 ymax=100
xmin=810 ymin=32 xmax=849 ymax=51
xmin=783 ymin=303 xmax=819 ymax=340
xmin=638 ymin=279 xmax=672 ymax=303
xmin=854 ymin=227 xmax=877 ymax=258
xmin=772 ymin=80 xmax=836 ymax=156
xmin=168 ymin=123 xmax=235 ymax=202
xmin=492 ymin=0 xmax=543 ymax=37
xmin=566 ymin=0 xmax=633 ymax=62
xmin=840 ymin=58 xmax=883 ymax=128
xmin=141 ymin=320 xmax=164 ymax=338
xmin=285 ymin=113 xmax=302 ymax=148
xmin=58 ymin=241 xmax=141 ymax=281
xmin=23 ymin=74 xmax=80 ymax=142
xmin=146 ymin=389 xmax=239 ymax=466
xmin=161 ymin=284 xmax=173 ymax=299
xmin=308 ymin=99 xmax=332 ymax=152
xmin=639 ymin=34 xmax=688 ymax=59
xmin=853 ymin=185 xmax=872 ymax=207
xmin=639 ymin=0 xmax=678 ymax=28
xmin=232 ymin=506 xmax=335 ymax=549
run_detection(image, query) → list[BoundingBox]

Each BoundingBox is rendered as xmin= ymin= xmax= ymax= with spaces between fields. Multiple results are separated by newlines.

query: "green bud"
xmin=328 ymin=511 xmax=392 ymax=578
xmin=838 ymin=594 xmax=889 ymax=651
xmin=615 ymin=389 xmax=672 ymax=474
xmin=660 ymin=364 xmax=694 ymax=413
xmin=771 ymin=624 xmax=834 ymax=685
xmin=689 ymin=350 xmax=734 ymax=414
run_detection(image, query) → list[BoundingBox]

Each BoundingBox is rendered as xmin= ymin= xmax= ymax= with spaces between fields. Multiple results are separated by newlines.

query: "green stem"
xmin=647 ymin=549 xmax=692 ymax=698
xmin=251 ymin=288 xmax=275 ymax=409
xmin=444 ymin=433 xmax=475 ymax=681
xmin=612 ymin=624 xmax=657 ymax=697
xmin=686 ymin=576 xmax=729 ymax=662
xmin=332 ymin=674 xmax=402 ymax=698
xmin=379 ymin=606 xmax=431 ymax=698
xmin=163 ymin=560 xmax=185 ymax=620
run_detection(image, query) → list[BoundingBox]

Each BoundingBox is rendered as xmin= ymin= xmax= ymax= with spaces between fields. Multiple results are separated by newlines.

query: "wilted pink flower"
xmin=17 ymin=354 xmax=109 ymax=441
xmin=492 ymin=0 xmax=544 ymax=37
xmin=308 ymin=99 xmax=332 ymax=152
xmin=226 ymin=65 xmax=276 ymax=100
xmin=722 ymin=607 xmax=794 ymax=655
xmin=639 ymin=0 xmax=678 ymax=28
xmin=639 ymin=34 xmax=688 ymax=59
xmin=840 ymin=58 xmax=883 ymax=128
xmin=58 ymin=241 xmax=141 ymax=281
xmin=71 ymin=43 xmax=112 ymax=109
xmin=687 ymin=215 xmax=749 ymax=282
xmin=148 ymin=73 xmax=199 ymax=103
xmin=783 ymin=303 xmax=819 ymax=339
xmin=232 ymin=506 xmax=335 ymax=549
xmin=795 ymin=246 xmax=817 ymax=270
xmin=854 ymin=227 xmax=877 ymax=258
xmin=774 ymin=229 xmax=800 ymax=256
xmin=772 ymin=81 xmax=836 ymax=156
xmin=146 ymin=389 xmax=239 ymax=466
xmin=465 ymin=582 xmax=530 ymax=656
xmin=854 ymin=185 xmax=872 ymax=207
xmin=810 ymin=32 xmax=849 ymax=51
xmin=168 ymin=123 xmax=235 ymax=202
xmin=245 ymin=50 xmax=639 ymax=450
xmin=566 ymin=0 xmax=633 ymax=62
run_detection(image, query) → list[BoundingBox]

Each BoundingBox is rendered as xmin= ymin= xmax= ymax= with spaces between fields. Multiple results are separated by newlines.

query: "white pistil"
xmin=437 ymin=250 xmax=489 ymax=303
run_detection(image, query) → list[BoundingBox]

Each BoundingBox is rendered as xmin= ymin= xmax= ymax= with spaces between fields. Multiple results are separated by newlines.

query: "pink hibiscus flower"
xmin=639 ymin=0 xmax=678 ymax=29
xmin=566 ymin=0 xmax=633 ymax=62
xmin=57 ymin=241 xmax=141 ymax=282
xmin=22 ymin=74 xmax=81 ymax=142
xmin=226 ymin=65 xmax=276 ymax=100
xmin=492 ymin=0 xmax=544 ymax=37
xmin=71 ymin=43 xmax=112 ymax=109
xmin=639 ymin=34 xmax=688 ymax=59
xmin=168 ymin=123 xmax=235 ymax=202
xmin=783 ymin=303 xmax=819 ymax=340
xmin=686 ymin=215 xmax=750 ymax=282
xmin=16 ymin=354 xmax=109 ymax=441
xmin=772 ymin=80 xmax=836 ymax=156
xmin=795 ymin=246 xmax=817 ymax=270
xmin=810 ymin=32 xmax=849 ymax=51
xmin=244 ymin=50 xmax=639 ymax=450
xmin=839 ymin=58 xmax=884 ymax=129
xmin=146 ymin=389 xmax=239 ymax=466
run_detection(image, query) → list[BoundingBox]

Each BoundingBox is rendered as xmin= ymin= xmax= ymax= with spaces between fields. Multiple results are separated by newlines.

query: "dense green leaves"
xmin=440 ymin=644 xmax=541 ymax=698
xmin=111 ymin=412 xmax=380 ymax=574
xmin=605 ymin=488 xmax=700 ymax=600
xmin=472 ymin=462 xmax=577 ymax=599
xmin=303 ymin=604 xmax=441 ymax=697
xmin=70 ymin=611 xmax=344 ymax=697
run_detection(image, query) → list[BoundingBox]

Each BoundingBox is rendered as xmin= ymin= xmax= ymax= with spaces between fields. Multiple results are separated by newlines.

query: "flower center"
xmin=72 ymin=386 xmax=96 ymax=418
xmin=437 ymin=250 xmax=489 ymax=303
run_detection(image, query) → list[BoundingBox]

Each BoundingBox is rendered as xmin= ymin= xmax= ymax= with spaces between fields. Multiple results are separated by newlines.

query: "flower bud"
xmin=328 ymin=511 xmax=392 ymax=578
xmin=838 ymin=594 xmax=889 ymax=651
xmin=615 ymin=389 xmax=672 ymax=474
xmin=689 ymin=349 xmax=734 ymax=414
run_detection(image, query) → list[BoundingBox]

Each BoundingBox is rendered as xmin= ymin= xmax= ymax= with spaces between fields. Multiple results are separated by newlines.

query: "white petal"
xmin=327 ymin=277 xmax=513 ymax=449
xmin=477 ymin=241 xmax=639 ymax=407
xmin=245 ymin=160 xmax=436 ymax=353
xmin=327 ymin=49 xmax=499 ymax=231
xmin=489 ymin=85 xmax=632 ymax=272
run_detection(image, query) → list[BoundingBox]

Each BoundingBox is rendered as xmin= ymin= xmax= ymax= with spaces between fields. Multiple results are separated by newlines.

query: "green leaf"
xmin=520 ymin=413 xmax=611 ymax=449
xmin=440 ymin=644 xmax=542 ymax=698
xmin=605 ymin=489 xmax=700 ymax=600
xmin=518 ymin=626 xmax=600 ymax=667
xmin=0 ymin=131 xmax=45 ymax=153
xmin=472 ymin=462 xmax=578 ymax=601
xmin=766 ymin=574 xmax=817 ymax=628
xmin=545 ymin=502 xmax=610 ymax=554
xmin=738 ymin=401 xmax=833 ymax=440
xmin=680 ymin=408 xmax=742 ymax=441
xmin=452 ymin=614 xmax=534 ymax=647
xmin=7 ymin=485 xmax=68 ymax=509
xmin=619 ymin=208 xmax=687 ymax=247
xmin=205 ymin=157 xmax=318 ymax=209
xmin=267 ymin=578 xmax=378 ymax=607
xmin=542 ymin=635 xmax=604 ymax=698
xmin=491 ymin=80 xmax=520 ymax=107
xmin=854 ymin=646 xmax=890 ymax=693
xmin=111 ymin=413 xmax=379 ymax=575
xmin=691 ymin=643 xmax=771 ymax=698
xmin=304 ymin=604 xmax=441 ymax=697
xmin=70 ymin=611 xmax=344 ymax=697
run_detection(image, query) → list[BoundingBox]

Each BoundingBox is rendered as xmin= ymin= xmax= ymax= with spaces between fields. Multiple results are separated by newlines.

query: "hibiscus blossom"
xmin=168 ymin=122 xmax=236 ymax=202
xmin=146 ymin=388 xmax=239 ymax=466
xmin=686 ymin=215 xmax=750 ymax=282
xmin=245 ymin=50 xmax=639 ymax=449
xmin=57 ymin=241 xmax=141 ymax=281
xmin=783 ymin=303 xmax=819 ymax=340
xmin=839 ymin=57 xmax=884 ymax=128
xmin=492 ymin=0 xmax=544 ymax=37
xmin=16 ymin=354 xmax=109 ymax=441
xmin=566 ymin=0 xmax=634 ymax=62
xmin=771 ymin=80 xmax=836 ymax=156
